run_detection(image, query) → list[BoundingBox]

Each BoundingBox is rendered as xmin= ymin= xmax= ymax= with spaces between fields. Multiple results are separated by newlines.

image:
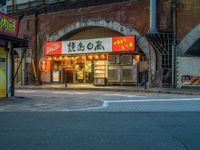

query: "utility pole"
xmin=11 ymin=47 xmax=15 ymax=97
xmin=172 ymin=0 xmax=178 ymax=88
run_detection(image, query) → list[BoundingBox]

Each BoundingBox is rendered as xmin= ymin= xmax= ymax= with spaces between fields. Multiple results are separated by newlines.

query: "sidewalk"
xmin=15 ymin=84 xmax=200 ymax=96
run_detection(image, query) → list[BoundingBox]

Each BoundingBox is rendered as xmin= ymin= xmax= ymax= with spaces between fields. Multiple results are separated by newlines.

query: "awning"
xmin=0 ymin=34 xmax=28 ymax=48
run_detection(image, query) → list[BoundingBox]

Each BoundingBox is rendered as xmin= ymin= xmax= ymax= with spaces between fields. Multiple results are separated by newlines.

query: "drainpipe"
xmin=149 ymin=0 xmax=158 ymax=33
xmin=12 ymin=0 xmax=15 ymax=13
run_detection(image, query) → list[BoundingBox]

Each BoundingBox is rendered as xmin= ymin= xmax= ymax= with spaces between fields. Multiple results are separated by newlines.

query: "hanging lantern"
xmin=39 ymin=58 xmax=49 ymax=72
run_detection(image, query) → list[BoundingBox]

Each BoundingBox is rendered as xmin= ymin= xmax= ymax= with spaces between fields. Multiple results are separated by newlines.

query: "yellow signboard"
xmin=0 ymin=48 xmax=6 ymax=97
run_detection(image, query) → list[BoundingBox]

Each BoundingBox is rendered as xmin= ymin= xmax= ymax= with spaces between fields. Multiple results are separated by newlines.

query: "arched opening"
xmin=45 ymin=19 xmax=156 ymax=86
xmin=178 ymin=24 xmax=200 ymax=56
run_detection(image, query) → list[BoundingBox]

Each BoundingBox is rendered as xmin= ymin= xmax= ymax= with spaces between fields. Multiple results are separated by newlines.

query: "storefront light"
xmin=100 ymin=55 xmax=105 ymax=59
xmin=53 ymin=57 xmax=57 ymax=61
xmin=88 ymin=55 xmax=93 ymax=59
xmin=59 ymin=56 xmax=63 ymax=60
xmin=64 ymin=56 xmax=68 ymax=60
xmin=48 ymin=57 xmax=52 ymax=61
xmin=94 ymin=55 xmax=99 ymax=59
xmin=134 ymin=55 xmax=140 ymax=62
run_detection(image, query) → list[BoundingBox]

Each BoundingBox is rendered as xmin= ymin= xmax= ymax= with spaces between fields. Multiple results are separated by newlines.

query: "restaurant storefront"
xmin=41 ymin=35 xmax=147 ymax=86
xmin=0 ymin=12 xmax=28 ymax=98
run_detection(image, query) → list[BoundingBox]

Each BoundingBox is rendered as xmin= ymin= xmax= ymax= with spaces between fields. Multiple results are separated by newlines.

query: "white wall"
xmin=177 ymin=57 xmax=200 ymax=87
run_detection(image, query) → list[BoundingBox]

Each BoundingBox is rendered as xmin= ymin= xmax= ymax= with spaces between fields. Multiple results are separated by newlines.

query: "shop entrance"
xmin=74 ymin=56 xmax=93 ymax=83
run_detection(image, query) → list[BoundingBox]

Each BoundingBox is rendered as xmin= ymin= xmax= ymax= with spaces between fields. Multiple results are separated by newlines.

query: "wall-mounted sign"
xmin=112 ymin=36 xmax=135 ymax=52
xmin=45 ymin=41 xmax=62 ymax=55
xmin=0 ymin=12 xmax=19 ymax=37
xmin=39 ymin=58 xmax=50 ymax=73
xmin=0 ymin=48 xmax=6 ymax=97
xmin=45 ymin=36 xmax=135 ymax=55
xmin=62 ymin=38 xmax=112 ymax=54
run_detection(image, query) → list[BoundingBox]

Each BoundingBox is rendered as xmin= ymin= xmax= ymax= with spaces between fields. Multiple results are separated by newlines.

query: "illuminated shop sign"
xmin=45 ymin=36 xmax=135 ymax=55
xmin=45 ymin=41 xmax=62 ymax=55
xmin=62 ymin=38 xmax=112 ymax=54
xmin=112 ymin=36 xmax=135 ymax=52
xmin=39 ymin=58 xmax=50 ymax=73
xmin=0 ymin=12 xmax=19 ymax=37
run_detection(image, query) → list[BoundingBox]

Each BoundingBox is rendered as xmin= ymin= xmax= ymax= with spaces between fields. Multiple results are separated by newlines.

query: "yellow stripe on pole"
xmin=32 ymin=59 xmax=39 ymax=84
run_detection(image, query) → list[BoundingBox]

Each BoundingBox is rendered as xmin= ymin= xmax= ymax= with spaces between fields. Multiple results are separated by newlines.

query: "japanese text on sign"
xmin=0 ymin=12 xmax=19 ymax=37
xmin=62 ymin=38 xmax=112 ymax=54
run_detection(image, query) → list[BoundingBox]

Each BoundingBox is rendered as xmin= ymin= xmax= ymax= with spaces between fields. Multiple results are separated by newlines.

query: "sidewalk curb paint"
xmin=15 ymin=86 xmax=200 ymax=96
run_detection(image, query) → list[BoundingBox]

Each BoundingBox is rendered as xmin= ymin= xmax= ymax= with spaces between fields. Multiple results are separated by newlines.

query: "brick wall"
xmin=176 ymin=0 xmax=200 ymax=42
xmin=17 ymin=0 xmax=173 ymax=84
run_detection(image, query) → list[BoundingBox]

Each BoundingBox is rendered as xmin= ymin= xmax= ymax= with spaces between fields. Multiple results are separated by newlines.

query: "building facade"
xmin=0 ymin=12 xmax=28 ymax=98
xmin=7 ymin=0 xmax=200 ymax=87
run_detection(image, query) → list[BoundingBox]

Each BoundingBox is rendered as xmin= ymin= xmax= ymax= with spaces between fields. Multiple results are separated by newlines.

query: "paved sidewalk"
xmin=16 ymin=84 xmax=200 ymax=96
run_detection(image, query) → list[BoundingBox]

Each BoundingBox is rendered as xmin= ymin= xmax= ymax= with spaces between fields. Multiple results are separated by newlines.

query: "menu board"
xmin=52 ymin=70 xmax=60 ymax=82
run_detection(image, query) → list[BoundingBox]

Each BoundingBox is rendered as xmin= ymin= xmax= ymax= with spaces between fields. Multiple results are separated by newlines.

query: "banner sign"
xmin=62 ymin=38 xmax=112 ymax=54
xmin=45 ymin=36 xmax=135 ymax=55
xmin=0 ymin=12 xmax=19 ymax=37
xmin=112 ymin=36 xmax=135 ymax=52
xmin=0 ymin=48 xmax=6 ymax=97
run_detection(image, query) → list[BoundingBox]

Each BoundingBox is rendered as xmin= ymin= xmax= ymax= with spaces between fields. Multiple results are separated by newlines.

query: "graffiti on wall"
xmin=181 ymin=75 xmax=200 ymax=85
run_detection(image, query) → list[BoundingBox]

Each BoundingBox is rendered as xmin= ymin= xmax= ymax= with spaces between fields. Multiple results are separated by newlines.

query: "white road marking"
xmin=70 ymin=98 xmax=200 ymax=111
xmin=17 ymin=91 xmax=89 ymax=95
xmin=51 ymin=91 xmax=89 ymax=95
xmin=106 ymin=98 xmax=200 ymax=103
xmin=72 ymin=92 xmax=89 ymax=95
xmin=105 ymin=94 xmax=146 ymax=98
xmin=16 ymin=90 xmax=37 ymax=93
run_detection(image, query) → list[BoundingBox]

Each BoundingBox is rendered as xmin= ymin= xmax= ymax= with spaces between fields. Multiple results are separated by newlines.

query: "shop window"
xmin=121 ymin=54 xmax=132 ymax=65
xmin=108 ymin=55 xmax=120 ymax=64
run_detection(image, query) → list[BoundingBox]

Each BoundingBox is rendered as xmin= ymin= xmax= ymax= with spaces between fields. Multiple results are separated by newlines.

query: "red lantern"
xmin=39 ymin=58 xmax=49 ymax=72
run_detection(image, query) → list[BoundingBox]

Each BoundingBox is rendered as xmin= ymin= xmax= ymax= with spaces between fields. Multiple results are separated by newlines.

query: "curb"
xmin=15 ymin=86 xmax=200 ymax=96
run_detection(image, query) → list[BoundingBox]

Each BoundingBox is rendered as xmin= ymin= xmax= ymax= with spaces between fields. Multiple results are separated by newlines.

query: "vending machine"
xmin=93 ymin=60 xmax=107 ymax=85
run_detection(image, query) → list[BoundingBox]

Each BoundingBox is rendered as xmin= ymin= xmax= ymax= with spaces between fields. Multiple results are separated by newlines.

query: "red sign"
xmin=0 ymin=12 xmax=19 ymax=37
xmin=45 ymin=41 xmax=62 ymax=55
xmin=112 ymin=36 xmax=135 ymax=52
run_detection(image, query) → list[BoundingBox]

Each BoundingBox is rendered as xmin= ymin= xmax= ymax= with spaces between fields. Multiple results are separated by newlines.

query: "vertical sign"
xmin=0 ymin=48 xmax=6 ymax=97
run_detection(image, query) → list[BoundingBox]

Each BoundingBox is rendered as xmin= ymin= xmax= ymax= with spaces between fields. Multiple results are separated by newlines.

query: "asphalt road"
xmin=0 ymin=90 xmax=199 ymax=150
